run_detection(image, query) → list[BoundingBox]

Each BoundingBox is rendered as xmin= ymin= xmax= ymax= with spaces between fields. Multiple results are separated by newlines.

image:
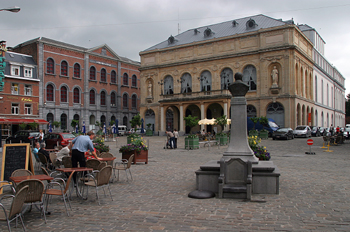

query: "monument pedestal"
xmin=196 ymin=160 xmax=280 ymax=194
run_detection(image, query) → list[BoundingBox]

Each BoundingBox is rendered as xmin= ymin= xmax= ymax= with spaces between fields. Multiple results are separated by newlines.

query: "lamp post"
xmin=0 ymin=6 xmax=20 ymax=150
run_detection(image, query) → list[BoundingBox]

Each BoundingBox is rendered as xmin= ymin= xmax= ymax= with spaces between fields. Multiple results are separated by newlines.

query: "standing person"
xmin=173 ymin=129 xmax=179 ymax=149
xmin=39 ymin=129 xmax=44 ymax=144
xmin=166 ymin=131 xmax=175 ymax=149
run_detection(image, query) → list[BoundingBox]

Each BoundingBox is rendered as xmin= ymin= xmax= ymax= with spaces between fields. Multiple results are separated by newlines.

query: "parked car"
xmin=126 ymin=128 xmax=143 ymax=135
xmin=293 ymin=125 xmax=312 ymax=138
xmin=272 ymin=128 xmax=294 ymax=140
xmin=117 ymin=125 xmax=127 ymax=136
xmin=247 ymin=117 xmax=279 ymax=136
xmin=311 ymin=126 xmax=321 ymax=137
xmin=44 ymin=132 xmax=76 ymax=149
xmin=343 ymin=127 xmax=350 ymax=139
xmin=319 ymin=127 xmax=325 ymax=136
xmin=5 ymin=130 xmax=40 ymax=144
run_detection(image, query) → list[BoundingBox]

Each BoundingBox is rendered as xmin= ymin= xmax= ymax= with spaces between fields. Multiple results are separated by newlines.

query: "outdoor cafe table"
xmin=56 ymin=167 xmax=93 ymax=199
xmin=9 ymin=174 xmax=54 ymax=183
xmin=98 ymin=157 xmax=116 ymax=162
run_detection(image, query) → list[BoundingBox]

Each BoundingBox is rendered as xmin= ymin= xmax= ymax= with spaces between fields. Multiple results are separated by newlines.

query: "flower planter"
xmin=127 ymin=135 xmax=141 ymax=144
xmin=184 ymin=137 xmax=199 ymax=149
xmin=121 ymin=150 xmax=148 ymax=164
xmin=259 ymin=131 xmax=269 ymax=139
xmin=216 ymin=134 xmax=228 ymax=145
xmin=145 ymin=129 xmax=153 ymax=136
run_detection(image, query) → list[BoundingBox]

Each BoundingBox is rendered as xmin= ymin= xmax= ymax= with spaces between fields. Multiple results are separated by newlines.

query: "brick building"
xmin=0 ymin=50 xmax=48 ymax=136
xmin=12 ymin=37 xmax=140 ymax=132
xmin=139 ymin=14 xmax=345 ymax=135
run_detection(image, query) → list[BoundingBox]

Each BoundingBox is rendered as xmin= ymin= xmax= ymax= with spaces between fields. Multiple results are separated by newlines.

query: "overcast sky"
xmin=1 ymin=0 xmax=349 ymax=94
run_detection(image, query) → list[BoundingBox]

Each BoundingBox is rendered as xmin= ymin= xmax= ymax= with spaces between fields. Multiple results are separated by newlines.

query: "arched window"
xmin=89 ymin=89 xmax=95 ymax=105
xmin=111 ymin=70 xmax=116 ymax=83
xmin=100 ymin=115 xmax=106 ymax=124
xmin=47 ymin=84 xmax=54 ymax=101
xmin=199 ymin=70 xmax=212 ymax=92
xmin=60 ymin=86 xmax=68 ymax=103
xmin=123 ymin=93 xmax=128 ymax=108
xmin=123 ymin=73 xmax=128 ymax=85
xmin=46 ymin=113 xmax=54 ymax=124
xmin=100 ymin=91 xmax=106 ymax=106
xmin=101 ymin=68 xmax=106 ymax=82
xmin=220 ymin=68 xmax=233 ymax=90
xmin=47 ymin=58 xmax=54 ymax=74
xmin=90 ymin=66 xmax=96 ymax=80
xmin=180 ymin=73 xmax=192 ymax=93
xmin=61 ymin=61 xmax=68 ymax=76
xmin=60 ymin=113 xmax=67 ymax=130
xmin=242 ymin=65 xmax=257 ymax=91
xmin=111 ymin=92 xmax=116 ymax=106
xmin=74 ymin=63 xmax=80 ymax=78
xmin=247 ymin=105 xmax=257 ymax=117
xmin=73 ymin=88 xmax=80 ymax=104
xmin=132 ymin=75 xmax=137 ymax=87
xmin=164 ymin=75 xmax=174 ymax=95
xmin=132 ymin=95 xmax=137 ymax=109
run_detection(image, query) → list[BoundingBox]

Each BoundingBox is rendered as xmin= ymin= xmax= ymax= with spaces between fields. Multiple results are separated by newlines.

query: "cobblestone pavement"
xmin=1 ymin=135 xmax=350 ymax=231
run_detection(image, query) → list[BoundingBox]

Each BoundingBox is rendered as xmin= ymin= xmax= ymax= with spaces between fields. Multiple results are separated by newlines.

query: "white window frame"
xmin=24 ymin=67 xmax=32 ymax=78
xmin=11 ymin=103 xmax=19 ymax=115
xmin=11 ymin=65 xmax=20 ymax=76
xmin=11 ymin=83 xmax=19 ymax=95
xmin=24 ymin=85 xmax=32 ymax=96
xmin=24 ymin=104 xmax=32 ymax=115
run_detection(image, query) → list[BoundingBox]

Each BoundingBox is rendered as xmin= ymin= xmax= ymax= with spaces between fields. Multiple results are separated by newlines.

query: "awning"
xmin=0 ymin=118 xmax=49 ymax=124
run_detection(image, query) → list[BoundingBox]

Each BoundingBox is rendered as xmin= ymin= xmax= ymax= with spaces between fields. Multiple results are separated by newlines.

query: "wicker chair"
xmin=113 ymin=154 xmax=134 ymax=182
xmin=49 ymin=153 xmax=61 ymax=169
xmin=15 ymin=179 xmax=47 ymax=223
xmin=62 ymin=156 xmax=72 ymax=168
xmin=44 ymin=171 xmax=75 ymax=216
xmin=97 ymin=162 xmax=107 ymax=171
xmin=11 ymin=169 xmax=33 ymax=177
xmin=0 ymin=186 xmax=29 ymax=232
xmin=86 ymin=159 xmax=101 ymax=171
xmin=38 ymin=152 xmax=49 ymax=169
xmin=83 ymin=166 xmax=113 ymax=205
xmin=100 ymin=152 xmax=114 ymax=166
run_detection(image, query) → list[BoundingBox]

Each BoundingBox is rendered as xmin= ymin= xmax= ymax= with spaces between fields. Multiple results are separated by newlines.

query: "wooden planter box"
xmin=184 ymin=137 xmax=199 ymax=149
xmin=127 ymin=135 xmax=141 ymax=144
xmin=145 ymin=129 xmax=153 ymax=136
xmin=121 ymin=150 xmax=148 ymax=164
xmin=216 ymin=134 xmax=228 ymax=145
xmin=259 ymin=131 xmax=269 ymax=139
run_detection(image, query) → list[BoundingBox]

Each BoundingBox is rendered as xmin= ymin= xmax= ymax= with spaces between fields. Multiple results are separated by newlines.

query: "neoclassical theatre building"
xmin=139 ymin=14 xmax=345 ymax=135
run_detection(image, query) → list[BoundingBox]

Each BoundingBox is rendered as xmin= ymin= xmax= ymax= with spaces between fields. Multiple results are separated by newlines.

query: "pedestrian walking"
xmin=173 ymin=129 xmax=179 ymax=149
xmin=166 ymin=131 xmax=175 ymax=149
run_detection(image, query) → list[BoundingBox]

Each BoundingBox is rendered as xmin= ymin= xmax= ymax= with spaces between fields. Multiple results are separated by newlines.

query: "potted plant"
xmin=119 ymin=138 xmax=148 ymax=164
xmin=93 ymin=136 xmax=110 ymax=153
xmin=184 ymin=115 xmax=200 ymax=149
xmin=258 ymin=116 xmax=269 ymax=139
xmin=146 ymin=123 xmax=153 ymax=136
xmin=127 ymin=114 xmax=142 ymax=144
xmin=215 ymin=115 xmax=229 ymax=145
xmin=249 ymin=117 xmax=259 ymax=136
xmin=52 ymin=121 xmax=61 ymax=131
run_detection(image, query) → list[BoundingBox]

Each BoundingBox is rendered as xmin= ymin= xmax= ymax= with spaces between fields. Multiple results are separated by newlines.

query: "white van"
xmin=118 ymin=125 xmax=127 ymax=136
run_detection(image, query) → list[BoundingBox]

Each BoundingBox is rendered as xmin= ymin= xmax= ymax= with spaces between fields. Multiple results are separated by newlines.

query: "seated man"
xmin=38 ymin=142 xmax=51 ymax=163
xmin=33 ymin=142 xmax=40 ymax=161
xmin=56 ymin=146 xmax=70 ymax=162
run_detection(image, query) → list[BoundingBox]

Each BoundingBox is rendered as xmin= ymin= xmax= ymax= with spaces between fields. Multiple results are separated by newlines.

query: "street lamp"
xmin=0 ymin=6 xmax=21 ymax=13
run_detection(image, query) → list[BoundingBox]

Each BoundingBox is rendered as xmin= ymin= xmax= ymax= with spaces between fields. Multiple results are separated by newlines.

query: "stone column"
xmin=224 ymin=102 xmax=228 ymax=131
xmin=160 ymin=106 xmax=164 ymax=132
xmin=200 ymin=103 xmax=205 ymax=131
xmin=179 ymin=105 xmax=184 ymax=133
xmin=223 ymin=73 xmax=259 ymax=164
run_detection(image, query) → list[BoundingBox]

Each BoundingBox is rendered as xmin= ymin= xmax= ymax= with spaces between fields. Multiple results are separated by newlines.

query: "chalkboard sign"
xmin=1 ymin=143 xmax=33 ymax=182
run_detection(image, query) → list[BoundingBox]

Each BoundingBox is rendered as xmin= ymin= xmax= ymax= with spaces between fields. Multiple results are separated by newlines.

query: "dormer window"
xmin=246 ymin=18 xmax=258 ymax=29
xmin=194 ymin=29 xmax=200 ymax=35
xmin=11 ymin=65 xmax=20 ymax=76
xmin=204 ymin=27 xmax=213 ymax=37
xmin=168 ymin=35 xmax=175 ymax=44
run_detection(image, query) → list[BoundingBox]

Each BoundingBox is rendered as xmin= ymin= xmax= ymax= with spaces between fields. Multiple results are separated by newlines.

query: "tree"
xmin=130 ymin=114 xmax=141 ymax=129
xmin=71 ymin=119 xmax=79 ymax=129
xmin=52 ymin=121 xmax=61 ymax=129
xmin=215 ymin=115 xmax=228 ymax=131
xmin=19 ymin=123 xmax=27 ymax=130
xmin=28 ymin=122 xmax=38 ymax=130
xmin=249 ymin=117 xmax=260 ymax=130
xmin=184 ymin=115 xmax=199 ymax=135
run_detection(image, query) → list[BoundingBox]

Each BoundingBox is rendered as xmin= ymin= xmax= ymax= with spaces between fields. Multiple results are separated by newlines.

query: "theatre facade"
xmin=139 ymin=15 xmax=345 ymax=135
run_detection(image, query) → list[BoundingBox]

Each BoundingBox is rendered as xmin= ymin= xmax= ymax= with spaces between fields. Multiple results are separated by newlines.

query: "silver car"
xmin=293 ymin=125 xmax=312 ymax=138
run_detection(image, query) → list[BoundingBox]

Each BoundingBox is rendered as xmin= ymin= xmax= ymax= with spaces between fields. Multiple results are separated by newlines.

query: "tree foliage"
xmin=184 ymin=115 xmax=199 ymax=134
xmin=130 ymin=114 xmax=141 ymax=129
xmin=215 ymin=115 xmax=228 ymax=130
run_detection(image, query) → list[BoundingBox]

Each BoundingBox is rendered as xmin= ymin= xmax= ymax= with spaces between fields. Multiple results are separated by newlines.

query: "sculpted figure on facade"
xmin=148 ymin=81 xmax=153 ymax=97
xmin=271 ymin=66 xmax=279 ymax=87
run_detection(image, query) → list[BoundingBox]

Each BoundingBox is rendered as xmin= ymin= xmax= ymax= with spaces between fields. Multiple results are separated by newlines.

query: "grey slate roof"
xmin=144 ymin=14 xmax=293 ymax=52
xmin=5 ymin=51 xmax=36 ymax=66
